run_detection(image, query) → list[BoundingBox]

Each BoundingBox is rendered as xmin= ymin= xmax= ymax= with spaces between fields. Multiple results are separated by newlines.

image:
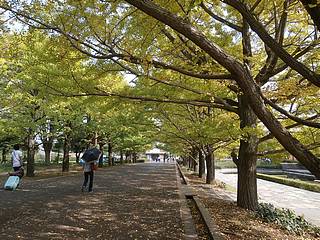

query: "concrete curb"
xmin=193 ymin=196 xmax=225 ymax=240
xmin=176 ymin=163 xmax=189 ymax=185
xmin=177 ymin=164 xmax=225 ymax=240
xmin=175 ymin=164 xmax=198 ymax=240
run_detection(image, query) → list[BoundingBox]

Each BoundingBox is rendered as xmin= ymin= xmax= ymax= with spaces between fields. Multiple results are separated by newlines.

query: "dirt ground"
xmin=184 ymin=172 xmax=320 ymax=240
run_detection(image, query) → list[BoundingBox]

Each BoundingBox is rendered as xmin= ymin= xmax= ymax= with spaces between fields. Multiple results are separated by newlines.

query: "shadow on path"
xmin=0 ymin=163 xmax=183 ymax=240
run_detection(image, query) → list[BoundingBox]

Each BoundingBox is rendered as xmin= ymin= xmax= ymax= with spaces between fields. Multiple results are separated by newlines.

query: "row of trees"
xmin=0 ymin=32 xmax=156 ymax=175
xmin=0 ymin=0 xmax=319 ymax=211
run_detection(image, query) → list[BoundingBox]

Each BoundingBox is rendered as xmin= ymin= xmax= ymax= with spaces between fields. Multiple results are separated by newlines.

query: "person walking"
xmin=81 ymin=160 xmax=97 ymax=193
xmin=11 ymin=144 xmax=23 ymax=172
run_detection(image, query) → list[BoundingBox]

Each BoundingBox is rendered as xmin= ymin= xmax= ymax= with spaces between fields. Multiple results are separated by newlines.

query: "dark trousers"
xmin=83 ymin=171 xmax=94 ymax=191
xmin=13 ymin=166 xmax=21 ymax=172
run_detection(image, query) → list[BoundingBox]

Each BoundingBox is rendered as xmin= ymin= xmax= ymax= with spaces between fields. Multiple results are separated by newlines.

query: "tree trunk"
xmin=26 ymin=131 xmax=35 ymax=177
xmin=108 ymin=141 xmax=112 ymax=166
xmin=98 ymin=143 xmax=104 ymax=167
xmin=56 ymin=148 xmax=60 ymax=163
xmin=182 ymin=156 xmax=187 ymax=166
xmin=120 ymin=150 xmax=124 ymax=164
xmin=237 ymin=95 xmax=258 ymax=210
xmin=205 ymin=144 xmax=214 ymax=184
xmin=124 ymin=0 xmax=320 ymax=179
xmin=62 ymin=135 xmax=70 ymax=172
xmin=133 ymin=152 xmax=137 ymax=163
xmin=125 ymin=151 xmax=129 ymax=163
xmin=198 ymin=148 xmax=205 ymax=178
xmin=192 ymin=148 xmax=198 ymax=172
xmin=75 ymin=151 xmax=81 ymax=163
xmin=43 ymin=139 xmax=53 ymax=164
xmin=41 ymin=121 xmax=54 ymax=164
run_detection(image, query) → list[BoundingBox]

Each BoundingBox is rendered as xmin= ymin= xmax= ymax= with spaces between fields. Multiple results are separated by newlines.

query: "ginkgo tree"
xmin=1 ymin=0 xmax=319 ymax=211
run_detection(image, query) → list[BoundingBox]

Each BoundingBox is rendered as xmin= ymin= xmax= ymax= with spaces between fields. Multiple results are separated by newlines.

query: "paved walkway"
xmin=0 ymin=163 xmax=184 ymax=240
xmin=215 ymin=169 xmax=320 ymax=226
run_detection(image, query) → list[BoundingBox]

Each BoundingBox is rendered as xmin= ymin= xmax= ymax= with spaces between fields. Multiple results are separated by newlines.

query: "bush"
xmin=215 ymin=160 xmax=237 ymax=169
xmin=257 ymin=173 xmax=320 ymax=193
xmin=256 ymin=203 xmax=320 ymax=236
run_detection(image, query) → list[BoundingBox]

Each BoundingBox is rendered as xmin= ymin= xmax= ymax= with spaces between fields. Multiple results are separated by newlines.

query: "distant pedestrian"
xmin=11 ymin=144 xmax=23 ymax=172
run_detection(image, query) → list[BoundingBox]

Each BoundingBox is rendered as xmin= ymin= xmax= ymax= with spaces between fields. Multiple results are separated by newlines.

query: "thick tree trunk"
xmin=26 ymin=132 xmax=35 ymax=177
xmin=43 ymin=139 xmax=53 ymax=164
xmin=237 ymin=95 xmax=258 ymax=210
xmin=44 ymin=148 xmax=51 ymax=164
xmin=198 ymin=148 xmax=205 ymax=178
xmin=124 ymin=0 xmax=320 ymax=179
xmin=62 ymin=135 xmax=70 ymax=172
xmin=205 ymin=144 xmax=215 ymax=184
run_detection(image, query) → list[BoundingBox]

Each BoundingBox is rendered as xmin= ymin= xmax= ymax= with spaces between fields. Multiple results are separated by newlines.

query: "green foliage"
xmin=256 ymin=203 xmax=320 ymax=236
xmin=257 ymin=173 xmax=320 ymax=193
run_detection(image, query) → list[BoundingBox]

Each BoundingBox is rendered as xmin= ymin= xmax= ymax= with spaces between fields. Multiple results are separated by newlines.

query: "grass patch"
xmin=256 ymin=163 xmax=281 ymax=169
xmin=257 ymin=173 xmax=320 ymax=193
xmin=215 ymin=160 xmax=237 ymax=169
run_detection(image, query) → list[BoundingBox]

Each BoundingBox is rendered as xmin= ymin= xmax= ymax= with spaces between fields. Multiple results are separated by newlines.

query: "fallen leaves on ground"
xmin=184 ymin=171 xmax=319 ymax=240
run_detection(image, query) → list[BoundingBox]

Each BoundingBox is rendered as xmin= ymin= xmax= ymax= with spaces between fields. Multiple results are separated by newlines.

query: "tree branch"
xmin=223 ymin=0 xmax=320 ymax=87
xmin=258 ymin=114 xmax=319 ymax=143
xmin=263 ymin=97 xmax=320 ymax=128
xmin=200 ymin=2 xmax=243 ymax=32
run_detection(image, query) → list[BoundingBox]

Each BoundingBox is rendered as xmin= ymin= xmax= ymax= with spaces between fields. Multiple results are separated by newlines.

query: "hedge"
xmin=257 ymin=173 xmax=320 ymax=193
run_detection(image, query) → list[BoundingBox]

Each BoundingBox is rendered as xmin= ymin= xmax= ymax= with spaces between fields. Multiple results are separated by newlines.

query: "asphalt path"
xmin=0 ymin=163 xmax=183 ymax=240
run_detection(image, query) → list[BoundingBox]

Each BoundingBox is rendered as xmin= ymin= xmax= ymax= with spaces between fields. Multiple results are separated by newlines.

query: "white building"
xmin=145 ymin=148 xmax=168 ymax=162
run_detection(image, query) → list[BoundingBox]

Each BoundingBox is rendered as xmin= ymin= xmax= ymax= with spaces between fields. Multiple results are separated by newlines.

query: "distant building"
xmin=145 ymin=148 xmax=167 ymax=162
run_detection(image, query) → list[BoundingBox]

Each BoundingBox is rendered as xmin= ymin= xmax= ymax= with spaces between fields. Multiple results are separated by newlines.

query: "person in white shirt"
xmin=12 ymin=144 xmax=23 ymax=172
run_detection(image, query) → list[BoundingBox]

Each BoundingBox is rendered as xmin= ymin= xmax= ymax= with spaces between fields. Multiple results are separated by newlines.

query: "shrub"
xmin=256 ymin=203 xmax=320 ymax=236
xmin=257 ymin=173 xmax=320 ymax=193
